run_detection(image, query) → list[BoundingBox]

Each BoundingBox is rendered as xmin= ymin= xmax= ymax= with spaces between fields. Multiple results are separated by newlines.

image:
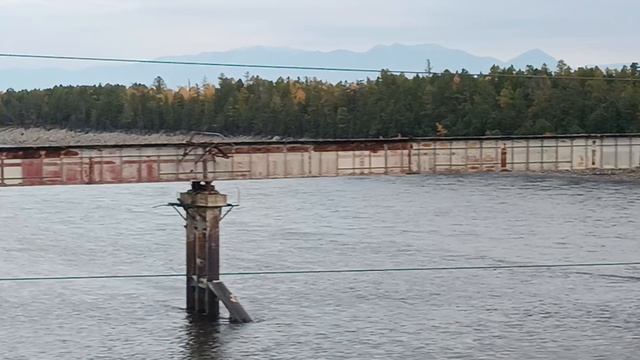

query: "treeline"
xmin=1 ymin=61 xmax=639 ymax=138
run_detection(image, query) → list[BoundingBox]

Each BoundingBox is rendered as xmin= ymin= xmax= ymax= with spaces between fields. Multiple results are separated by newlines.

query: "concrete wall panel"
xmin=250 ymin=154 xmax=267 ymax=179
xmin=267 ymin=153 xmax=286 ymax=178
xmin=557 ymin=139 xmax=573 ymax=170
xmin=386 ymin=150 xmax=404 ymax=174
xmin=319 ymin=151 xmax=338 ymax=177
xmin=337 ymin=151 xmax=355 ymax=176
xmin=510 ymin=140 xmax=528 ymax=171
xmin=465 ymin=140 xmax=482 ymax=172
xmin=284 ymin=152 xmax=307 ymax=178
xmin=370 ymin=151 xmax=387 ymax=174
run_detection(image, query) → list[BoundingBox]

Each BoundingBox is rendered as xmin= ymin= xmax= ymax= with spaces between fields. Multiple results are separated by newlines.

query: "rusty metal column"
xmin=499 ymin=143 xmax=509 ymax=171
xmin=180 ymin=181 xmax=227 ymax=319
xmin=205 ymin=199 xmax=222 ymax=317
xmin=185 ymin=211 xmax=196 ymax=312
xmin=0 ymin=153 xmax=5 ymax=186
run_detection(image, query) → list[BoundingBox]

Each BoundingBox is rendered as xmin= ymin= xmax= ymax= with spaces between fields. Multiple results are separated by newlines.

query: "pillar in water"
xmin=180 ymin=181 xmax=227 ymax=319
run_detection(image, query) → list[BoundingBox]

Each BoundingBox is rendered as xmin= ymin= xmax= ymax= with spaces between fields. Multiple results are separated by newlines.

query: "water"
xmin=1 ymin=174 xmax=639 ymax=359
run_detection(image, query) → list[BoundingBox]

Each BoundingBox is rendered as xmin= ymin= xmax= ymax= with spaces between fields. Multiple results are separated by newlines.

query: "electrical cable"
xmin=0 ymin=261 xmax=638 ymax=282
xmin=0 ymin=52 xmax=638 ymax=82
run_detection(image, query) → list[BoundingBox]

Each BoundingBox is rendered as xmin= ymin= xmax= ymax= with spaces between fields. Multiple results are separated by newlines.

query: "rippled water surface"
xmin=1 ymin=174 xmax=639 ymax=359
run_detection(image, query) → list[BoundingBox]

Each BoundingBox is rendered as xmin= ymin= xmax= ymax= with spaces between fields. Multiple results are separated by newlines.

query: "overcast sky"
xmin=0 ymin=0 xmax=637 ymax=69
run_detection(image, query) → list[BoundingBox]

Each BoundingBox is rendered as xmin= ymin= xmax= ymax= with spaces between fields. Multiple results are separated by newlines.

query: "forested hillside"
xmin=1 ymin=62 xmax=639 ymax=138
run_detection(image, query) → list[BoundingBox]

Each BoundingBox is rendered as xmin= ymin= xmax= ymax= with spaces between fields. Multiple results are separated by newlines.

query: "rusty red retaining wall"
xmin=1 ymin=134 xmax=639 ymax=186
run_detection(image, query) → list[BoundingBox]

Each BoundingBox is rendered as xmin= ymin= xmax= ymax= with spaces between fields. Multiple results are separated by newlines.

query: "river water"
xmin=1 ymin=174 xmax=639 ymax=359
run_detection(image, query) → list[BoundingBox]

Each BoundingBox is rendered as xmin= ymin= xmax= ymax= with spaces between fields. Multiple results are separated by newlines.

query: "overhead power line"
xmin=0 ymin=261 xmax=638 ymax=282
xmin=0 ymin=52 xmax=415 ymax=74
xmin=0 ymin=52 xmax=638 ymax=82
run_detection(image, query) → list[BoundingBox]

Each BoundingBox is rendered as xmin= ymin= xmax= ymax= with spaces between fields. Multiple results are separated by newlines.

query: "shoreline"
xmin=526 ymin=168 xmax=640 ymax=182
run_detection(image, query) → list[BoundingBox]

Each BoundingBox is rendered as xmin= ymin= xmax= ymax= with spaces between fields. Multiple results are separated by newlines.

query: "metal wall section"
xmin=2 ymin=135 xmax=640 ymax=186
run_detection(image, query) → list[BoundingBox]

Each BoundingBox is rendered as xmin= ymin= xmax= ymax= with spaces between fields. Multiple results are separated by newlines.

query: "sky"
xmin=0 ymin=0 xmax=637 ymax=69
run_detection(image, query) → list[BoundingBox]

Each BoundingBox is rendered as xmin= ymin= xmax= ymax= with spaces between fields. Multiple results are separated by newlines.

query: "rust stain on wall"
xmin=21 ymin=159 xmax=44 ymax=185
xmin=5 ymin=150 xmax=41 ymax=160
xmin=62 ymin=150 xmax=80 ymax=157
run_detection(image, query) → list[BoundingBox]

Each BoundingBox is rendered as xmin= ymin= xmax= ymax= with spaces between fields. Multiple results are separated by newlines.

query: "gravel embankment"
xmin=0 ymin=127 xmax=259 ymax=146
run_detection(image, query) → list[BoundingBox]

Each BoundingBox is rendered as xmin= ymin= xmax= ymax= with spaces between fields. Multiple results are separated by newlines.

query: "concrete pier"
xmin=181 ymin=181 xmax=226 ymax=318
xmin=179 ymin=180 xmax=251 ymax=323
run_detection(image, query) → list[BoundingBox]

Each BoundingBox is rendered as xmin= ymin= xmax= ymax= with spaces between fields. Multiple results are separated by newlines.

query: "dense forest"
xmin=1 ymin=61 xmax=639 ymax=138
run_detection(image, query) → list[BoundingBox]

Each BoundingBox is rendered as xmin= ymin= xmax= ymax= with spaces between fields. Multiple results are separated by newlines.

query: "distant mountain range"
xmin=0 ymin=44 xmax=563 ymax=90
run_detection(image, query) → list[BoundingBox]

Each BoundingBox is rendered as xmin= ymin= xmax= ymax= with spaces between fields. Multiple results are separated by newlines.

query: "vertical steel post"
xmin=570 ymin=139 xmax=574 ymax=170
xmin=448 ymin=141 xmax=453 ymax=171
xmin=205 ymin=204 xmax=221 ymax=316
xmin=500 ymin=143 xmax=508 ymax=171
xmin=525 ymin=139 xmax=530 ymax=171
xmin=464 ymin=140 xmax=469 ymax=172
xmin=185 ymin=212 xmax=196 ymax=312
xmin=479 ymin=140 xmax=484 ymax=171
xmin=0 ymin=153 xmax=4 ymax=186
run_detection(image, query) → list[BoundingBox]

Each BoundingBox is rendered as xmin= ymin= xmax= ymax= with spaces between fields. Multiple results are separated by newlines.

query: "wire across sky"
xmin=0 ymin=52 xmax=638 ymax=82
